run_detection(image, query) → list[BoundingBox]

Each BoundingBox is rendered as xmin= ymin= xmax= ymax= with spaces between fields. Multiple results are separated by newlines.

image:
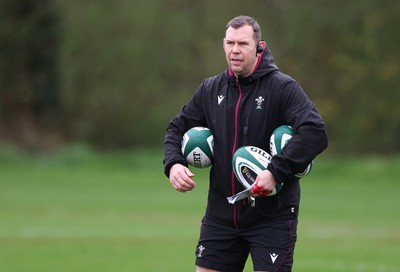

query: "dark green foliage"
xmin=0 ymin=0 xmax=60 ymax=149
xmin=1 ymin=0 xmax=399 ymax=153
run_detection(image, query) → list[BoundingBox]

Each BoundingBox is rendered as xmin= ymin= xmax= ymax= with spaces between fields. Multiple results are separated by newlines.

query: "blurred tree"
xmin=0 ymin=0 xmax=60 ymax=149
xmin=58 ymin=0 xmax=214 ymax=148
xmin=266 ymin=0 xmax=400 ymax=153
xmin=1 ymin=0 xmax=398 ymax=153
xmin=55 ymin=0 xmax=400 ymax=153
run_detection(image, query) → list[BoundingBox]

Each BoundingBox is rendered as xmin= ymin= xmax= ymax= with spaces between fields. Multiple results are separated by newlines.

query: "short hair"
xmin=226 ymin=15 xmax=262 ymax=43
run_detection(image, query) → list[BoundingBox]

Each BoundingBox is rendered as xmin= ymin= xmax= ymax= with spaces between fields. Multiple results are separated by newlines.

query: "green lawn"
xmin=0 ymin=146 xmax=399 ymax=272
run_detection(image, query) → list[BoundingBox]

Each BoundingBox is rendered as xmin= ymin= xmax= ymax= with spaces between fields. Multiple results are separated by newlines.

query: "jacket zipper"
xmin=231 ymin=77 xmax=242 ymax=228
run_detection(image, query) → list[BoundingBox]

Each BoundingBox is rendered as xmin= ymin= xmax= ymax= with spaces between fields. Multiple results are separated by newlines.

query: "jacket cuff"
xmin=267 ymin=157 xmax=290 ymax=183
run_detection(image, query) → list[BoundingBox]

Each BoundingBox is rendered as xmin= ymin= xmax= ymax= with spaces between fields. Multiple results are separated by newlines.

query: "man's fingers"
xmin=169 ymin=164 xmax=196 ymax=192
xmin=185 ymin=168 xmax=195 ymax=178
xmin=173 ymin=174 xmax=196 ymax=192
xmin=251 ymin=183 xmax=271 ymax=196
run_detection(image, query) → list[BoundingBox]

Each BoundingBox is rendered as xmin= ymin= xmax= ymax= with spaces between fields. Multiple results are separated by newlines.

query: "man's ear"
xmin=256 ymin=40 xmax=267 ymax=55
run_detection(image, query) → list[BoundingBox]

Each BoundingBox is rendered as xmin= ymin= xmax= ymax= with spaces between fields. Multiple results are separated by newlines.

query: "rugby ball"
xmin=181 ymin=127 xmax=214 ymax=168
xmin=232 ymin=146 xmax=283 ymax=196
xmin=269 ymin=125 xmax=312 ymax=178
xmin=269 ymin=125 xmax=295 ymax=156
xmin=295 ymin=163 xmax=312 ymax=178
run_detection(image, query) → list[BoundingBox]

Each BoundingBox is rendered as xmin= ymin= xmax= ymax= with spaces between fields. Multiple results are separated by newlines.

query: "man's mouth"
xmin=231 ymin=58 xmax=242 ymax=65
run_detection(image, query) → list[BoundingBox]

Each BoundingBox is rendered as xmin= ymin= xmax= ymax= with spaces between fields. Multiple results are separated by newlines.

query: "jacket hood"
xmin=254 ymin=44 xmax=279 ymax=78
xmin=227 ymin=43 xmax=279 ymax=81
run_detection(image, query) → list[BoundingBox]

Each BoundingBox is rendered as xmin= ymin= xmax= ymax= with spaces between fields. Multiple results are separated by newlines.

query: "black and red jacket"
xmin=163 ymin=47 xmax=328 ymax=228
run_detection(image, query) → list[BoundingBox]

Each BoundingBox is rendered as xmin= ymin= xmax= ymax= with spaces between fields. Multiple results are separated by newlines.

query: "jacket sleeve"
xmin=163 ymin=82 xmax=208 ymax=178
xmin=267 ymin=79 xmax=328 ymax=183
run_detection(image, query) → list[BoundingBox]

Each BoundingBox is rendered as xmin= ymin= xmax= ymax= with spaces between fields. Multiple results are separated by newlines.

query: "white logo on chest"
xmin=218 ymin=95 xmax=225 ymax=105
xmin=255 ymin=96 xmax=264 ymax=109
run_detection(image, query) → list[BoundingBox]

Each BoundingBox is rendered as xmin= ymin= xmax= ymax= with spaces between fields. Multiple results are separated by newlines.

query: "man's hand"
xmin=250 ymin=170 xmax=277 ymax=197
xmin=169 ymin=164 xmax=196 ymax=192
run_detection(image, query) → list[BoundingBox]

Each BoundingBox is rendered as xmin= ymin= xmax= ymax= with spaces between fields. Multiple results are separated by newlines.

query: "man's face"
xmin=224 ymin=25 xmax=258 ymax=78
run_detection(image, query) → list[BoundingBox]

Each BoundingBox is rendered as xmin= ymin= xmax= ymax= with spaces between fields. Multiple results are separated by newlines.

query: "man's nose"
xmin=232 ymin=43 xmax=241 ymax=53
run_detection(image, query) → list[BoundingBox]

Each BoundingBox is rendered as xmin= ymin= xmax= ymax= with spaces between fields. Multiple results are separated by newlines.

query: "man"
xmin=163 ymin=15 xmax=328 ymax=272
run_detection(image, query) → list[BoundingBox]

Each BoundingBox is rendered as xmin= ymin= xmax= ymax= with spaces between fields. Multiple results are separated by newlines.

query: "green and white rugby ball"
xmin=269 ymin=125 xmax=312 ymax=178
xmin=232 ymin=146 xmax=283 ymax=196
xmin=181 ymin=127 xmax=214 ymax=168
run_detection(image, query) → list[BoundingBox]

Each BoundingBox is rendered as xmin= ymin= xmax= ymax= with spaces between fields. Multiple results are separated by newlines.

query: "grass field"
xmin=0 ymin=146 xmax=399 ymax=272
